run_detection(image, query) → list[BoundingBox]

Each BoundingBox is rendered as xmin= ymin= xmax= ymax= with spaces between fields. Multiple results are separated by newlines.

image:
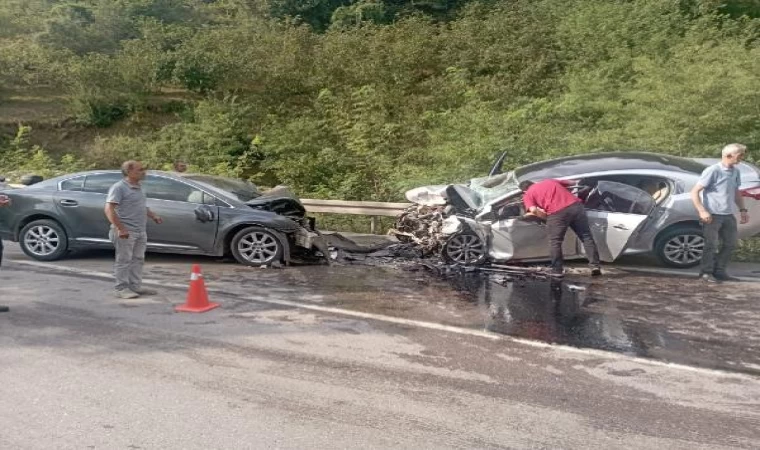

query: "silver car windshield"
xmin=468 ymin=171 xmax=519 ymax=206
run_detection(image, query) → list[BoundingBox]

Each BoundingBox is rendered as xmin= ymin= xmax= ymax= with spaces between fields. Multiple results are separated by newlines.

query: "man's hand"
xmin=530 ymin=207 xmax=548 ymax=219
xmin=0 ymin=194 xmax=10 ymax=207
xmin=699 ymin=210 xmax=713 ymax=224
xmin=152 ymin=215 xmax=163 ymax=224
xmin=740 ymin=211 xmax=750 ymax=225
xmin=118 ymin=227 xmax=130 ymax=239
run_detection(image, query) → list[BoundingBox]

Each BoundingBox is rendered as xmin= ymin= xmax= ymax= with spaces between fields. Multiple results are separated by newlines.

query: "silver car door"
xmin=584 ymin=181 xmax=656 ymax=262
xmin=142 ymin=175 xmax=219 ymax=252
xmin=490 ymin=217 xmax=578 ymax=261
xmin=488 ymin=196 xmax=578 ymax=262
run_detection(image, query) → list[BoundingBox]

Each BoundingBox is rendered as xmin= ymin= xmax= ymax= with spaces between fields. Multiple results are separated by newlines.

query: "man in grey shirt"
xmin=691 ymin=143 xmax=750 ymax=282
xmin=105 ymin=161 xmax=163 ymax=298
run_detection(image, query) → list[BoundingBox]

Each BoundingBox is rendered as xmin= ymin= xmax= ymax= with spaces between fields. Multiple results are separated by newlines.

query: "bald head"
xmin=121 ymin=160 xmax=146 ymax=182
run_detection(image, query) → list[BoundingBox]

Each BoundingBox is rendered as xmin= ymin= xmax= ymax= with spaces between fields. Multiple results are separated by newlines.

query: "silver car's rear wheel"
xmin=443 ymin=233 xmax=487 ymax=266
xmin=655 ymin=227 xmax=704 ymax=268
xmin=19 ymin=219 xmax=69 ymax=261
xmin=230 ymin=226 xmax=283 ymax=266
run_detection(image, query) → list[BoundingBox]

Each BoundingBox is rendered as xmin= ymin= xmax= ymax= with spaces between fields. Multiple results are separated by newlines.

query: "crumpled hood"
xmin=244 ymin=185 xmax=306 ymax=219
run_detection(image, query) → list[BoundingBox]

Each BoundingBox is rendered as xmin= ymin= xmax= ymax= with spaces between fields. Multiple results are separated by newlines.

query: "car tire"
xmin=442 ymin=232 xmax=487 ymax=266
xmin=230 ymin=226 xmax=284 ymax=266
xmin=654 ymin=226 xmax=704 ymax=268
xmin=19 ymin=219 xmax=69 ymax=261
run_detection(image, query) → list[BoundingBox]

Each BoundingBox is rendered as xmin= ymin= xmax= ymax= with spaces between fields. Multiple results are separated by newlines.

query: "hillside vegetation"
xmin=1 ymin=0 xmax=759 ymax=202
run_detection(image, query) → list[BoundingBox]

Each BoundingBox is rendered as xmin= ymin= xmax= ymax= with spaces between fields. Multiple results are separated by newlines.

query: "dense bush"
xmin=0 ymin=0 xmax=758 ymax=193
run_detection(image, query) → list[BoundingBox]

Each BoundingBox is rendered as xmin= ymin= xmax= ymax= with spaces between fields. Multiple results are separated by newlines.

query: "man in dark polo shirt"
xmin=105 ymin=161 xmax=163 ymax=299
xmin=519 ymin=179 xmax=601 ymax=278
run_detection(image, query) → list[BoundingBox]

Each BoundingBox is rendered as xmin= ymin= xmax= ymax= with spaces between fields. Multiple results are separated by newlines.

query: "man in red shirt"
xmin=519 ymin=179 xmax=601 ymax=277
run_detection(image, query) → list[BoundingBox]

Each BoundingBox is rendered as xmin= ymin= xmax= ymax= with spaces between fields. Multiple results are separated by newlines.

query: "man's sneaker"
xmin=591 ymin=268 xmax=602 ymax=277
xmin=115 ymin=289 xmax=140 ymax=299
xmin=699 ymin=273 xmax=720 ymax=283
xmin=714 ymin=273 xmax=741 ymax=282
xmin=131 ymin=287 xmax=158 ymax=296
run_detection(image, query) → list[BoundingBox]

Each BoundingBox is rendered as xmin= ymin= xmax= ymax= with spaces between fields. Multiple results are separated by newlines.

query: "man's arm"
xmin=736 ymin=189 xmax=749 ymax=224
xmin=105 ymin=202 xmax=129 ymax=238
xmin=690 ymin=184 xmax=712 ymax=224
xmin=522 ymin=190 xmax=547 ymax=218
xmin=146 ymin=207 xmax=162 ymax=224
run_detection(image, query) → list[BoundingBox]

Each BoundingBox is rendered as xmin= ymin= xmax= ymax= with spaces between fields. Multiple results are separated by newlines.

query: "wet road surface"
xmin=3 ymin=244 xmax=760 ymax=448
xmin=5 ymin=243 xmax=760 ymax=375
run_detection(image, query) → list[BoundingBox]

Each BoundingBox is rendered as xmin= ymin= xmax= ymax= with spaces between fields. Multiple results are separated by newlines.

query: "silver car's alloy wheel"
xmin=662 ymin=233 xmax=704 ymax=266
xmin=237 ymin=231 xmax=280 ymax=264
xmin=24 ymin=225 xmax=61 ymax=257
xmin=445 ymin=234 xmax=486 ymax=265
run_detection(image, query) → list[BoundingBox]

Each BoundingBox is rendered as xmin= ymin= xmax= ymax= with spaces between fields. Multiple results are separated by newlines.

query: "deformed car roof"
xmin=515 ymin=152 xmax=708 ymax=181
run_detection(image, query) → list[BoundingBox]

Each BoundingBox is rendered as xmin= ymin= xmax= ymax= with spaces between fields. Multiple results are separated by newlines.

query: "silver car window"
xmin=585 ymin=181 xmax=654 ymax=215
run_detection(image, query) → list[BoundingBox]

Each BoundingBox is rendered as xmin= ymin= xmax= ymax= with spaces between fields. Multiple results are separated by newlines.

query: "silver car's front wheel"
xmin=443 ymin=233 xmax=487 ymax=266
xmin=19 ymin=219 xmax=69 ymax=261
xmin=655 ymin=227 xmax=704 ymax=268
xmin=230 ymin=226 xmax=283 ymax=266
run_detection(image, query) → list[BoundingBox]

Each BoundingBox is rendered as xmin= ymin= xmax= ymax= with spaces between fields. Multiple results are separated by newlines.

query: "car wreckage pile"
xmin=387 ymin=204 xmax=449 ymax=257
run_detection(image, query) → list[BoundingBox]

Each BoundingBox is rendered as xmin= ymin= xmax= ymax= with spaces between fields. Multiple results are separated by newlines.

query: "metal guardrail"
xmin=300 ymin=199 xmax=412 ymax=233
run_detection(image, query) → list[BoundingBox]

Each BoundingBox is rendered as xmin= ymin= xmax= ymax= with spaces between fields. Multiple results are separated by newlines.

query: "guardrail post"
xmin=370 ymin=216 xmax=378 ymax=234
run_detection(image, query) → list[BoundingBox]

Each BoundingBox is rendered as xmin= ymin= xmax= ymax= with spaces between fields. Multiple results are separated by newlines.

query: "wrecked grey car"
xmin=0 ymin=171 xmax=322 ymax=266
xmin=411 ymin=152 xmax=760 ymax=268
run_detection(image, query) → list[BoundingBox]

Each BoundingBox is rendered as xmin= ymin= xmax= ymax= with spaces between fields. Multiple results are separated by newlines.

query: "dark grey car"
xmin=0 ymin=171 xmax=321 ymax=266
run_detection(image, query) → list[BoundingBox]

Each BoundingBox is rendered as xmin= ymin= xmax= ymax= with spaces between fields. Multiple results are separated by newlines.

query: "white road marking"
xmin=8 ymin=259 xmax=757 ymax=380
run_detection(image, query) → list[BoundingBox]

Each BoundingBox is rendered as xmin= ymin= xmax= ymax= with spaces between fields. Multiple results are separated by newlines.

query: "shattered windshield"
xmin=468 ymin=171 xmax=519 ymax=205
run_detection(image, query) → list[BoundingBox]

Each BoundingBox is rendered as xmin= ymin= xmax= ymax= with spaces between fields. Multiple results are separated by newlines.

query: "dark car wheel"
xmin=19 ymin=219 xmax=69 ymax=261
xmin=443 ymin=232 xmax=487 ymax=266
xmin=230 ymin=226 xmax=284 ymax=266
xmin=655 ymin=226 xmax=704 ymax=268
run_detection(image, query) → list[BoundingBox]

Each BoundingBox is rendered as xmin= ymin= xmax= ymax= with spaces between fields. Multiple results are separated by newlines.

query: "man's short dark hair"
xmin=518 ymin=180 xmax=535 ymax=192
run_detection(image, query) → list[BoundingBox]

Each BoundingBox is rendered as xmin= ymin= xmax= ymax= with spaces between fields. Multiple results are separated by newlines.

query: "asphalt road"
xmin=2 ymin=243 xmax=760 ymax=449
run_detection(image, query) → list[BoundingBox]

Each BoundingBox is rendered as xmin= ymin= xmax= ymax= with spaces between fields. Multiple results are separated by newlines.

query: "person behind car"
xmin=0 ymin=192 xmax=11 ymax=312
xmin=104 ymin=161 xmax=163 ymax=299
xmin=173 ymin=160 xmax=188 ymax=173
xmin=690 ymin=143 xmax=750 ymax=283
xmin=519 ymin=179 xmax=602 ymax=278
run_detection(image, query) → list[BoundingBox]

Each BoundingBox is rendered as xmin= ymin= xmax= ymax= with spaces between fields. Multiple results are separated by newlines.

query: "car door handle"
xmin=612 ymin=224 xmax=629 ymax=230
xmin=59 ymin=199 xmax=78 ymax=207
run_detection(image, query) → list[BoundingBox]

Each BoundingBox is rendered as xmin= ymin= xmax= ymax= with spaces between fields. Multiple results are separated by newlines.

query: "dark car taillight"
xmin=740 ymin=187 xmax=760 ymax=200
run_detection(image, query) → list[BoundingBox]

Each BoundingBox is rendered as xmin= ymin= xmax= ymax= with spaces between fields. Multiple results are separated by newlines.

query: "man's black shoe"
xmin=591 ymin=268 xmax=602 ymax=277
xmin=0 ymin=305 xmax=9 ymax=313
xmin=714 ymin=273 xmax=741 ymax=282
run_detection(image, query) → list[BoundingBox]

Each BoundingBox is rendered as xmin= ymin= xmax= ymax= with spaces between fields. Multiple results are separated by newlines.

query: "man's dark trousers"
xmin=700 ymin=214 xmax=738 ymax=276
xmin=546 ymin=203 xmax=600 ymax=274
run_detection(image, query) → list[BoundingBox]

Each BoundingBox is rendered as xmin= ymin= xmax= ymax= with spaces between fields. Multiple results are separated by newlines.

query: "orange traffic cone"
xmin=176 ymin=264 xmax=220 ymax=313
